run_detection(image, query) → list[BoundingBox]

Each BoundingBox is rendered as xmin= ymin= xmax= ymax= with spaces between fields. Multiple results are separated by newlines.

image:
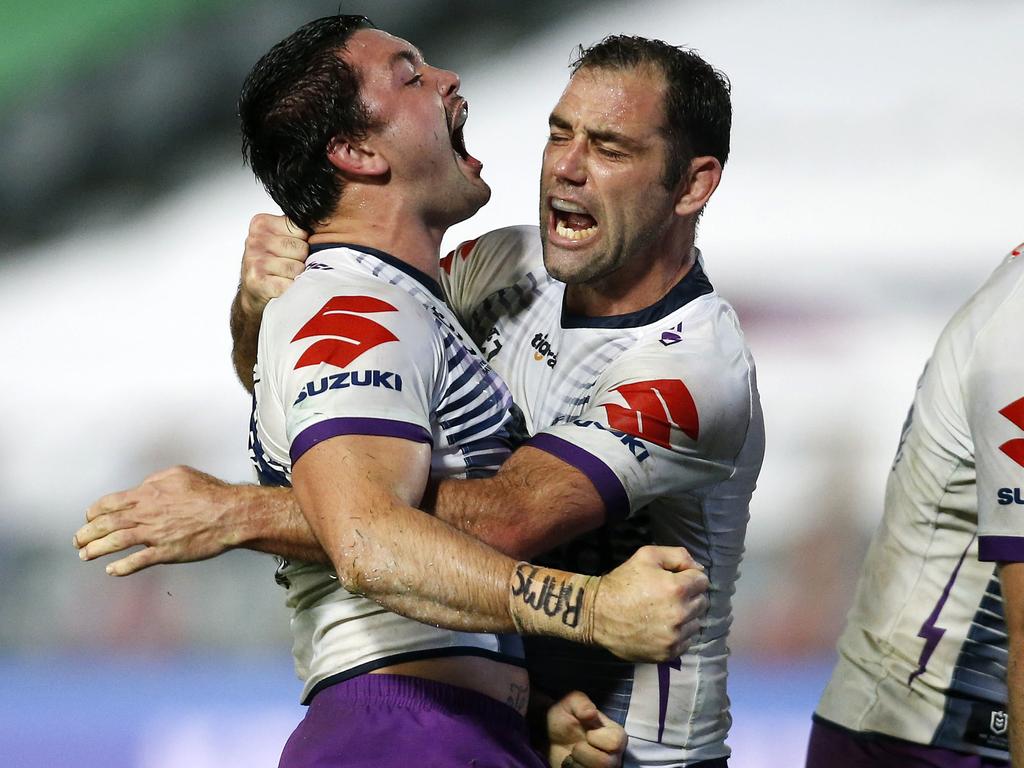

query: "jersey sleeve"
xmin=261 ymin=287 xmax=439 ymax=466
xmin=525 ymin=340 xmax=755 ymax=522
xmin=971 ymin=252 xmax=1024 ymax=562
xmin=440 ymin=225 xmax=544 ymax=327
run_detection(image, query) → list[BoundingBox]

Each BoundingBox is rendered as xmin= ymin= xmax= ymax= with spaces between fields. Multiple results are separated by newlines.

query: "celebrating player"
xmin=77 ymin=27 xmax=764 ymax=768
xmin=806 ymin=242 xmax=1024 ymax=767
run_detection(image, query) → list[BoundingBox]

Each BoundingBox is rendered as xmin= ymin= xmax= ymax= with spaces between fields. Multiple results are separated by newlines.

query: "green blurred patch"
xmin=0 ymin=0 xmax=237 ymax=105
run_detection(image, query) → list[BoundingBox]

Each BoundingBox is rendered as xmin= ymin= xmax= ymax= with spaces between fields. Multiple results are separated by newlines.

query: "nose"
xmin=551 ymin=138 xmax=587 ymax=186
xmin=433 ymin=66 xmax=461 ymax=98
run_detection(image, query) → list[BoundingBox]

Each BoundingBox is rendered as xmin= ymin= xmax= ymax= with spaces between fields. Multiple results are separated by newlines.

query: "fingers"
xmin=585 ymin=712 xmax=627 ymax=755
xmin=250 ymin=213 xmax=307 ymax=240
xmin=85 ymin=490 xmax=137 ymax=522
xmin=638 ymin=544 xmax=704 ymax=573
xmin=77 ymin=527 xmax=142 ymax=561
xmin=566 ymin=741 xmax=622 ymax=768
xmin=106 ymin=547 xmax=162 ymax=577
xmin=675 ymin=567 xmax=710 ymax=598
xmin=561 ymin=691 xmax=602 ymax=730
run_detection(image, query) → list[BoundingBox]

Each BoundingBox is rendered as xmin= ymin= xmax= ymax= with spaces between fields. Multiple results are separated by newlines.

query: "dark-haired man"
xmin=78 ymin=29 xmax=763 ymax=768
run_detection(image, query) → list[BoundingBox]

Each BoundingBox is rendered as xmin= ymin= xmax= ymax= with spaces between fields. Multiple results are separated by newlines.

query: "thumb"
xmin=640 ymin=545 xmax=704 ymax=574
xmin=563 ymin=691 xmax=603 ymax=730
xmin=283 ymin=216 xmax=310 ymax=240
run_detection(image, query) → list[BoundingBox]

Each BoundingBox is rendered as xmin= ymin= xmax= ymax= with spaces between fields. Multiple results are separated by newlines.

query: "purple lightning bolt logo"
xmin=657 ymin=656 xmax=683 ymax=742
xmin=908 ymin=538 xmax=973 ymax=686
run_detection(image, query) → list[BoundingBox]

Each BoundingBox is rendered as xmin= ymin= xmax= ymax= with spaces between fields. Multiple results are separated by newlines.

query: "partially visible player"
xmin=807 ymin=242 xmax=1024 ymax=767
xmin=77 ymin=34 xmax=762 ymax=768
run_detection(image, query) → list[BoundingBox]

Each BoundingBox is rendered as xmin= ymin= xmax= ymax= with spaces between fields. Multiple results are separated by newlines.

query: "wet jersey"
xmin=249 ymin=243 xmax=524 ymax=704
xmin=441 ymin=226 xmax=765 ymax=766
xmin=816 ymin=244 xmax=1024 ymax=760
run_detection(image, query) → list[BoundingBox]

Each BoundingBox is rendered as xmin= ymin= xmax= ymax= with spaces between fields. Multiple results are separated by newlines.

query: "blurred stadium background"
xmin=2 ymin=0 xmax=1022 ymax=765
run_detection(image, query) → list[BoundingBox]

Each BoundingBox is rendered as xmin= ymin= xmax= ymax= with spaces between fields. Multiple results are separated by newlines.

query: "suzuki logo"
xmin=292 ymin=296 xmax=399 ymax=370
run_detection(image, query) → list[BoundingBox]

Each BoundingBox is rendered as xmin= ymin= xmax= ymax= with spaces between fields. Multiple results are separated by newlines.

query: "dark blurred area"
xmin=0 ymin=0 xmax=609 ymax=252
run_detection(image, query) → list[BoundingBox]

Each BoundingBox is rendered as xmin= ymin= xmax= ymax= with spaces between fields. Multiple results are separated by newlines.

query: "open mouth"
xmin=550 ymin=197 xmax=599 ymax=242
xmin=449 ymin=99 xmax=482 ymax=171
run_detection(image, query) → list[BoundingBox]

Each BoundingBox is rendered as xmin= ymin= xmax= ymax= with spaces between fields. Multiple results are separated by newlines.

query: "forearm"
xmin=230 ymin=289 xmax=261 ymax=392
xmin=427 ymin=446 xmax=605 ymax=559
xmin=233 ymin=484 xmax=328 ymax=563
xmin=295 ymin=460 xmax=597 ymax=638
xmin=1010 ymin=642 xmax=1023 ymax=765
xmin=1000 ymin=562 xmax=1024 ymax=764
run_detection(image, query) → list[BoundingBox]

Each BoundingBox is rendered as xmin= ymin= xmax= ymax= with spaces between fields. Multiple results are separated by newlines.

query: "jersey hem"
xmin=291 ymin=417 xmax=433 ymax=464
xmin=303 ymin=647 xmax=529 ymax=705
xmin=978 ymin=535 xmax=1024 ymax=563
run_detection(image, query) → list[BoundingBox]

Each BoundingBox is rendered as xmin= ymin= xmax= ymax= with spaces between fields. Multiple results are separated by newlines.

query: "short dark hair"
xmin=570 ymin=35 xmax=731 ymax=189
xmin=239 ymin=15 xmax=377 ymax=232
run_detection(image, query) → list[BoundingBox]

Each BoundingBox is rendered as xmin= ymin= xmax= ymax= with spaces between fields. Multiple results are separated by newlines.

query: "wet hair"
xmin=239 ymin=15 xmax=377 ymax=231
xmin=570 ymin=35 xmax=731 ymax=188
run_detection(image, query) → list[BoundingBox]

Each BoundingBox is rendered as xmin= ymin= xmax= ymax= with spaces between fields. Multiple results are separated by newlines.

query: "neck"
xmin=309 ymin=195 xmax=447 ymax=281
xmin=564 ymin=225 xmax=696 ymax=317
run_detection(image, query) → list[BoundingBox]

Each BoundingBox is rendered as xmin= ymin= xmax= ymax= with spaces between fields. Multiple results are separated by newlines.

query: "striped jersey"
xmin=816 ymin=243 xmax=1024 ymax=760
xmin=249 ymin=242 xmax=524 ymax=704
xmin=441 ymin=225 xmax=765 ymax=767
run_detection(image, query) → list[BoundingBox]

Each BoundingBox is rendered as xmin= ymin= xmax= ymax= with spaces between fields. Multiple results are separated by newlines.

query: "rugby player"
xmin=77 ymin=31 xmax=764 ymax=768
xmin=806 ymin=243 xmax=1024 ymax=767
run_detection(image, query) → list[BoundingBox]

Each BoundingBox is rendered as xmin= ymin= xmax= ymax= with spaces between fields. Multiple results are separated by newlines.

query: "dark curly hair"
xmin=239 ymin=15 xmax=377 ymax=232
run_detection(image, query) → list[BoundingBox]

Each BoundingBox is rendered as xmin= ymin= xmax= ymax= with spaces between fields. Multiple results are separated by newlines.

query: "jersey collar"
xmin=307 ymin=242 xmax=446 ymax=301
xmin=560 ymin=250 xmax=714 ymax=329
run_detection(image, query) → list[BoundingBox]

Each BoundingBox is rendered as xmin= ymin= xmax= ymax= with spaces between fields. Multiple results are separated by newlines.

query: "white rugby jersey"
xmin=441 ymin=226 xmax=765 ymax=766
xmin=249 ymin=243 xmax=524 ymax=704
xmin=816 ymin=244 xmax=1024 ymax=759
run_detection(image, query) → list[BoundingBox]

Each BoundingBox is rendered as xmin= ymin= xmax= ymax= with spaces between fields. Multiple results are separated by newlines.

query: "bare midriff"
xmin=371 ymin=656 xmax=530 ymax=716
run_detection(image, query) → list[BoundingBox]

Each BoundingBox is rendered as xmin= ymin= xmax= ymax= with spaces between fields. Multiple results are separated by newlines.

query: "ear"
xmin=674 ymin=156 xmax=722 ymax=217
xmin=326 ymin=136 xmax=390 ymax=178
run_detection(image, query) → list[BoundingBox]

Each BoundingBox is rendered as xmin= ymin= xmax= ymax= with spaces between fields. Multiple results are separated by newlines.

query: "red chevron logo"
xmin=602 ymin=379 xmax=699 ymax=449
xmin=999 ymin=396 xmax=1024 ymax=468
xmin=440 ymin=237 xmax=479 ymax=275
xmin=291 ymin=296 xmax=398 ymax=370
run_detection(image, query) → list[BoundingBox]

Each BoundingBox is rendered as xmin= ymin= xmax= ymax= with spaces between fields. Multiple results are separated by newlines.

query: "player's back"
xmin=815 ymin=246 xmax=1024 ymax=760
xmin=250 ymin=243 xmax=524 ymax=703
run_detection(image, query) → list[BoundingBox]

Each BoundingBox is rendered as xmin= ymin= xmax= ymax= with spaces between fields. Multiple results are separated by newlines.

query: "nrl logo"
xmin=990 ymin=710 xmax=1009 ymax=736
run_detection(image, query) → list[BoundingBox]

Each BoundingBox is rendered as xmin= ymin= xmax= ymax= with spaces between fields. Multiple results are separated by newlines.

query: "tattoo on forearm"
xmin=507 ymin=682 xmax=528 ymax=711
xmin=511 ymin=564 xmax=586 ymax=628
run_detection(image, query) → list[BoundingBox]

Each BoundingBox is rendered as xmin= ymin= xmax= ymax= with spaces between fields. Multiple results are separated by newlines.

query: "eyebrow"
xmin=548 ymin=113 xmax=645 ymax=151
xmin=389 ymin=48 xmax=424 ymax=71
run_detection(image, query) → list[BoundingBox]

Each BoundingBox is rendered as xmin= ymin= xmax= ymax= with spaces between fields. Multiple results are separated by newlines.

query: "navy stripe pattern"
xmin=932 ymin=573 xmax=1009 ymax=753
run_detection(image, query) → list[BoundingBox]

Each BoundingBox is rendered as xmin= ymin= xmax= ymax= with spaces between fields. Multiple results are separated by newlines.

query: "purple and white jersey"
xmin=441 ymin=226 xmax=765 ymax=767
xmin=250 ymin=243 xmax=524 ymax=704
xmin=816 ymin=244 xmax=1024 ymax=760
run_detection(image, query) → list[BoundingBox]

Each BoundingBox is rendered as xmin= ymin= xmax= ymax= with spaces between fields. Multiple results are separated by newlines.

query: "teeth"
xmin=551 ymin=198 xmax=589 ymax=214
xmin=452 ymin=102 xmax=468 ymax=132
xmin=555 ymin=219 xmax=599 ymax=241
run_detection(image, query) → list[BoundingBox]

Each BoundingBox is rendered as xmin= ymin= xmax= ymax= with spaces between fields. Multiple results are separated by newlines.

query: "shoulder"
xmin=442 ymin=225 xmax=543 ymax=275
xmin=599 ymin=307 xmax=757 ymax=440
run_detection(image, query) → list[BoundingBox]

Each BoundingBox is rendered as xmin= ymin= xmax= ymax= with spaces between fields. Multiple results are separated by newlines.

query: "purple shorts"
xmin=806 ymin=717 xmax=1009 ymax=768
xmin=278 ymin=673 xmax=547 ymax=768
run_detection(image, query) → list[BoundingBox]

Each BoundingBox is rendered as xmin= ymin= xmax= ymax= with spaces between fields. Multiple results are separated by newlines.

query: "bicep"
xmin=291 ymin=434 xmax=431 ymax=536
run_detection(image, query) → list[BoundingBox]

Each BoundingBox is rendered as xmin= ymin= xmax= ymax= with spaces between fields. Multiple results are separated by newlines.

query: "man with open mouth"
xmin=76 ymin=23 xmax=762 ymax=768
